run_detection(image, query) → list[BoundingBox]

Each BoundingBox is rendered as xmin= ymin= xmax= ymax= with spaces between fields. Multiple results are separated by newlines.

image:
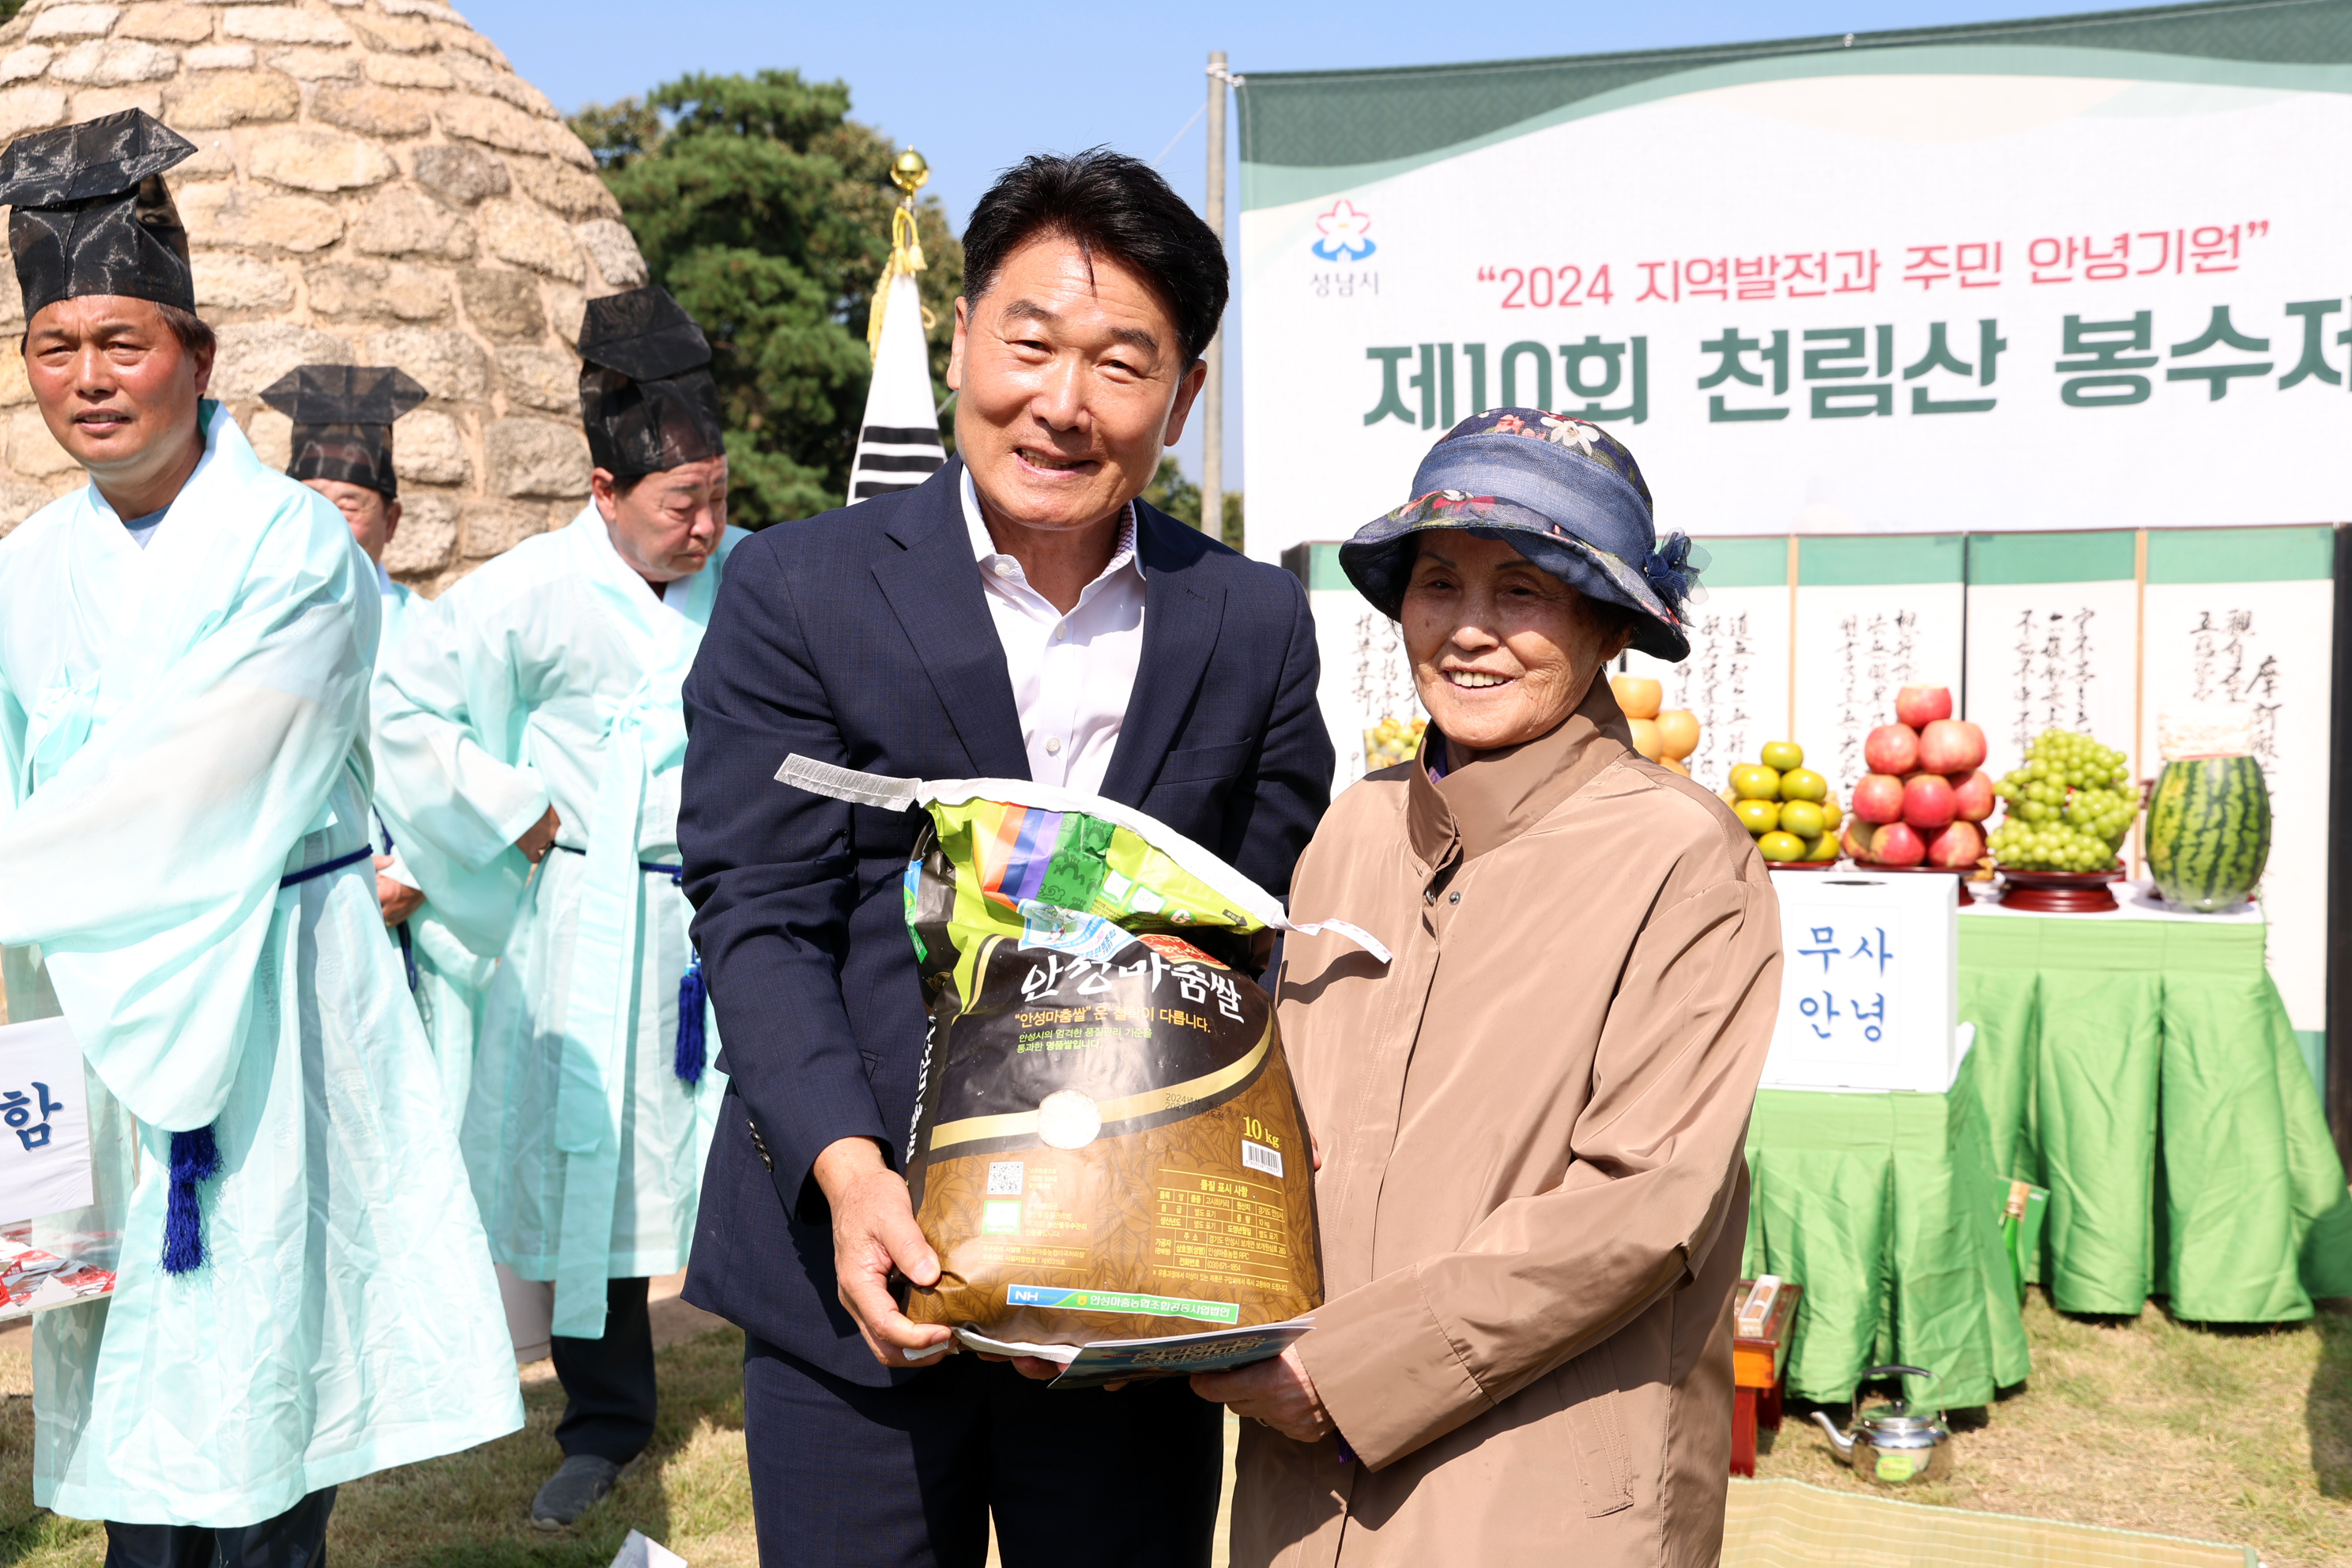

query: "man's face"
xmin=303 ymin=477 xmax=401 ymax=565
xmin=24 ymin=296 xmax=209 ymax=490
xmin=948 ymin=234 xmax=1205 ymax=533
xmin=593 ymin=455 xmax=727 ymax=582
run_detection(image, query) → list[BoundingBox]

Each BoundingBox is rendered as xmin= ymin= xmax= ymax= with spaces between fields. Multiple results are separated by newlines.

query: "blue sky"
xmin=461 ymin=0 xmax=2158 ymax=490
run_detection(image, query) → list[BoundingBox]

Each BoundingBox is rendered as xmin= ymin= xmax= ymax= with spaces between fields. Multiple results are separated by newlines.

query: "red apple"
xmin=1895 ymin=684 xmax=1954 ymax=726
xmin=1917 ymin=718 xmax=1988 ymax=774
xmin=1902 ymin=773 xmax=1956 ymax=830
xmin=1925 ymin=820 xmax=1984 ymax=869
xmin=1958 ymin=721 xmax=1988 ymax=769
xmin=1950 ymin=769 xmax=1995 ymax=823
xmin=1871 ymin=822 xmax=1927 ymax=866
xmin=1851 ymin=772 xmax=1907 ymax=824
xmin=1842 ymin=820 xmax=1875 ymax=861
xmin=1864 ymin=723 xmax=1920 ymax=775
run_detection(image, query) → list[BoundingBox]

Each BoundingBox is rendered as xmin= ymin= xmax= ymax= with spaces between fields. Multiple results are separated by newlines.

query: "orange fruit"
xmin=1610 ymin=675 xmax=1662 ymax=720
xmin=1654 ymin=709 xmax=1700 ymax=760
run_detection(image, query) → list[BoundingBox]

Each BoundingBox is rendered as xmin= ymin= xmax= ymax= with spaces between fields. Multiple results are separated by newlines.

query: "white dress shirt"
xmin=963 ymin=466 xmax=1146 ymax=794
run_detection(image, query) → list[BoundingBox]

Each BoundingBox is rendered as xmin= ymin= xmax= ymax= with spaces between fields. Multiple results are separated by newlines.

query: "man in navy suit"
xmin=678 ymin=150 xmax=1332 ymax=1566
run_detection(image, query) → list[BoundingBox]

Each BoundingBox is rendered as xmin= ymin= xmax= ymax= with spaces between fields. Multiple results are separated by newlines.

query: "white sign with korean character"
xmin=1762 ymin=870 xmax=1963 ymax=1094
xmin=0 ymin=1017 xmax=90 ymax=1224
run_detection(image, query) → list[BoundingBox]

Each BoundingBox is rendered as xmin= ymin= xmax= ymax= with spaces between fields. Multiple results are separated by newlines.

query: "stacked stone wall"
xmin=0 ymin=0 xmax=643 ymax=592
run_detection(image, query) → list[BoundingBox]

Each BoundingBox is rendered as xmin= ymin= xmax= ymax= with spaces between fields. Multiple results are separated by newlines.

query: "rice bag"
xmin=776 ymin=757 xmax=1385 ymax=1351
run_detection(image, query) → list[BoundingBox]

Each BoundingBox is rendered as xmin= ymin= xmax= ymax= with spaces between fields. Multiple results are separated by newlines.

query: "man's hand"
xmin=514 ymin=805 xmax=561 ymax=865
xmin=1191 ymin=1346 xmax=1333 ymax=1443
xmin=374 ymin=856 xmax=424 ymax=925
xmin=815 ymin=1135 xmax=951 ymax=1366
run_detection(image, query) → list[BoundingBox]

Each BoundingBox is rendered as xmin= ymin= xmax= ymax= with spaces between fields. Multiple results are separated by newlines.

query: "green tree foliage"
xmin=572 ymin=71 xmax=963 ymax=526
xmin=1143 ymin=456 xmax=1244 ymax=550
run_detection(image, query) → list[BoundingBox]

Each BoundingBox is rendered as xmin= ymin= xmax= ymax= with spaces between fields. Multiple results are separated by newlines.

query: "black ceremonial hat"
xmin=576 ymin=285 xmax=726 ymax=477
xmin=260 ymin=364 xmax=429 ymax=499
xmin=0 ymin=109 xmax=198 ymax=322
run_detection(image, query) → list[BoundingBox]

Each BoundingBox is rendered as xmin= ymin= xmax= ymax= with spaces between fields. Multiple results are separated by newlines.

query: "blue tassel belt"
xmin=278 ymin=844 xmax=374 ymax=888
xmin=552 ymin=846 xmax=707 ymax=1087
xmin=164 ymin=842 xmax=377 ymax=1276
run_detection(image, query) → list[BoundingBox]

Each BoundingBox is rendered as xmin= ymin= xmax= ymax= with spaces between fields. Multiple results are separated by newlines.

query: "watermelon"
xmin=2145 ymin=755 xmax=2271 ymax=912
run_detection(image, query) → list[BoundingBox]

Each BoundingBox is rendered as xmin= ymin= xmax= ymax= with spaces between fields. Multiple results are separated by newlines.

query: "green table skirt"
xmin=1957 ymin=915 xmax=2352 ymax=1321
xmin=1743 ymin=1089 xmax=2030 ymax=1411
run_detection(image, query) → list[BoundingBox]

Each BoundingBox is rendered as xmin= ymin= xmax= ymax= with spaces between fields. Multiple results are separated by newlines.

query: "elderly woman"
xmin=1196 ymin=410 xmax=1783 ymax=1566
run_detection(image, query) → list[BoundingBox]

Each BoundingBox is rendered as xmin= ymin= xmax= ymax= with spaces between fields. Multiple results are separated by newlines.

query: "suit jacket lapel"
xmin=870 ymin=460 xmax=1032 ymax=781
xmin=1101 ymin=507 xmax=1226 ymax=807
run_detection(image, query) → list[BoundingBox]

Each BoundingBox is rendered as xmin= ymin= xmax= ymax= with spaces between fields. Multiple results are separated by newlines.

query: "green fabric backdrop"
xmin=1744 ymin=1089 xmax=2030 ymax=1411
xmin=1956 ymin=914 xmax=2352 ymax=1321
xmin=1743 ymin=913 xmax=2352 ymax=1415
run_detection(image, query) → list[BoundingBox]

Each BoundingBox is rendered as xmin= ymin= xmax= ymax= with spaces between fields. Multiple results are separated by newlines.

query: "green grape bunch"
xmin=1985 ymin=729 xmax=2139 ymax=873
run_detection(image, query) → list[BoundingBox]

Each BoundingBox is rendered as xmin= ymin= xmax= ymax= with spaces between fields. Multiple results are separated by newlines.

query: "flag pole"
xmin=1201 ymin=51 xmax=1227 ymax=539
xmin=846 ymin=148 xmax=948 ymax=504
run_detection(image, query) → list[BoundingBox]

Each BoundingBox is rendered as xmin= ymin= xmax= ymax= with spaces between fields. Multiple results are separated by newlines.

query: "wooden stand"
xmin=1996 ymin=866 xmax=2125 ymax=913
xmin=1731 ymin=1279 xmax=1801 ymax=1477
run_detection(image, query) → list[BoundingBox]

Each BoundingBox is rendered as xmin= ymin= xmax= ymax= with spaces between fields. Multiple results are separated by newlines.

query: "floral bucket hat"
xmin=1340 ymin=409 xmax=1706 ymax=662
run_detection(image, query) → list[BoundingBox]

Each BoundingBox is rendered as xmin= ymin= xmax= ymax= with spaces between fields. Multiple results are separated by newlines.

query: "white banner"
xmin=0 ymin=1017 xmax=91 ymax=1226
xmin=1242 ymin=51 xmax=2352 ymax=562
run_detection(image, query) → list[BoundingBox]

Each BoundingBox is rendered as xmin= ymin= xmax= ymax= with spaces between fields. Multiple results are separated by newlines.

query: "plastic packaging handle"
xmin=774 ymin=754 xmax=922 ymax=812
xmin=1863 ymin=1364 xmax=1933 ymax=1381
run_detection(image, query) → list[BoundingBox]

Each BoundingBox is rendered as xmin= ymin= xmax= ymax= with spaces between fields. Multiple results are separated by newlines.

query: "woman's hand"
xmin=1190 ymin=1346 xmax=1332 ymax=1442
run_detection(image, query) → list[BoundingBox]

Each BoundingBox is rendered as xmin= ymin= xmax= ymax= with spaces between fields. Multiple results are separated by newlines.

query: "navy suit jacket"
xmin=677 ymin=458 xmax=1333 ymax=1383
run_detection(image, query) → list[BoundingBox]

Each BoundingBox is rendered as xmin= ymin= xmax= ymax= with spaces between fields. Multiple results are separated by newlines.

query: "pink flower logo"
xmin=1312 ymin=200 xmax=1376 ymax=262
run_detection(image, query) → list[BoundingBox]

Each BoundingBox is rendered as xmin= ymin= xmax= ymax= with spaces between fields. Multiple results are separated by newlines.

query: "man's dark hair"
xmin=962 ymin=149 xmax=1228 ymax=365
xmin=153 ymin=301 xmax=214 ymax=361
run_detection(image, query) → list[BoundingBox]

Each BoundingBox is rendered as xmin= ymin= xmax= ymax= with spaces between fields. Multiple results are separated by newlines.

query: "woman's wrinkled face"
xmin=1401 ymin=532 xmax=1634 ymax=755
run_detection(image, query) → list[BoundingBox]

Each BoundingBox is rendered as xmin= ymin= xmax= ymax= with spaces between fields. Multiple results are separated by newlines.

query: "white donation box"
xmin=1761 ymin=870 xmax=1964 ymax=1095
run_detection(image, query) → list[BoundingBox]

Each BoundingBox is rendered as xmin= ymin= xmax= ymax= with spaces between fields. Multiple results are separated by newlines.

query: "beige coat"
xmin=1232 ymin=680 xmax=1783 ymax=1568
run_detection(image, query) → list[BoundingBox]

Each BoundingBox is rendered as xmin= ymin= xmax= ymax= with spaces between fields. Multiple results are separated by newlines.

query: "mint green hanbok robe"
xmin=0 ymin=406 xmax=522 ymax=1526
xmin=373 ymin=507 xmax=737 ymax=1338
xmin=371 ymin=572 xmax=492 ymax=1129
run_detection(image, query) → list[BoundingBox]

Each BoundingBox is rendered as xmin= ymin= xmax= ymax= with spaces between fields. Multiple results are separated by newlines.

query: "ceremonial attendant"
xmin=373 ymin=285 xmax=740 ymax=1530
xmin=262 ymin=364 xmax=489 ymax=1125
xmin=1199 ymin=411 xmax=1781 ymax=1568
xmin=679 ymin=150 xmax=1332 ymax=1566
xmin=0 ymin=111 xmax=520 ymax=1559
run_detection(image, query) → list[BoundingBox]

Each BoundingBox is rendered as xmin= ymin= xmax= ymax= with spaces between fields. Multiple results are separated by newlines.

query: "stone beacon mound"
xmin=0 ymin=0 xmax=649 ymax=590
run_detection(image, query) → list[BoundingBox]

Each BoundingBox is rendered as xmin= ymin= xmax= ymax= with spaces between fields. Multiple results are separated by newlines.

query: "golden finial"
xmin=869 ymin=147 xmax=934 ymax=360
xmin=891 ymin=146 xmax=929 ymax=198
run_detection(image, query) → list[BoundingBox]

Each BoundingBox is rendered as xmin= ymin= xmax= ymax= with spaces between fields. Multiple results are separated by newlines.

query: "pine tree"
xmin=573 ymin=71 xmax=963 ymax=526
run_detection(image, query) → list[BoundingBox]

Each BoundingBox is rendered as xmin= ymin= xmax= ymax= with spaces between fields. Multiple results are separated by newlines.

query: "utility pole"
xmin=1201 ymin=50 xmax=1227 ymax=540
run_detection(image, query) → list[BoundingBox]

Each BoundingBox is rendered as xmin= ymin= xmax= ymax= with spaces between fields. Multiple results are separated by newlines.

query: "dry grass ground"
xmin=0 ymin=1296 xmax=763 ymax=1568
xmin=0 ymin=1290 xmax=2342 ymax=1566
xmin=1755 ymin=1291 xmax=2352 ymax=1567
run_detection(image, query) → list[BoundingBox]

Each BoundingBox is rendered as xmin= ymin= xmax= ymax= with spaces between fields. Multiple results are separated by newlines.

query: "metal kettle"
xmin=1811 ymin=1364 xmax=1950 ymax=1483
